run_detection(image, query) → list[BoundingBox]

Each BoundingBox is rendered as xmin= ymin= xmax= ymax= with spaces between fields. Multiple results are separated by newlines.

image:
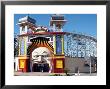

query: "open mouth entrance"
xmin=32 ymin=63 xmax=49 ymax=72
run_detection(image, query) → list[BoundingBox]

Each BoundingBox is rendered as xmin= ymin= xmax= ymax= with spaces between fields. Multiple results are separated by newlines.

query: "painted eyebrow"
xmin=41 ymin=51 xmax=50 ymax=56
xmin=42 ymin=51 xmax=49 ymax=56
xmin=42 ymin=51 xmax=48 ymax=54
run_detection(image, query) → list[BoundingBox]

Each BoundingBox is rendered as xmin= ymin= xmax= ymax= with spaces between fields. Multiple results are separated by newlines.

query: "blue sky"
xmin=14 ymin=14 xmax=97 ymax=38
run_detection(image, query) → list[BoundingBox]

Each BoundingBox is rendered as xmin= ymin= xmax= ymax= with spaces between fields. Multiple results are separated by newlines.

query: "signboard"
xmin=19 ymin=60 xmax=25 ymax=68
xmin=56 ymin=60 xmax=63 ymax=68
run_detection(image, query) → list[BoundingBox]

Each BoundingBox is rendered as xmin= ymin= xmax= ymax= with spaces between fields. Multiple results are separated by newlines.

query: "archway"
xmin=31 ymin=47 xmax=52 ymax=72
xmin=27 ymin=37 xmax=54 ymax=73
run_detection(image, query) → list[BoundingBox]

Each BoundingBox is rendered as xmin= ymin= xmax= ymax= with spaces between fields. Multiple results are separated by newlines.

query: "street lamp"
xmin=89 ymin=55 xmax=92 ymax=75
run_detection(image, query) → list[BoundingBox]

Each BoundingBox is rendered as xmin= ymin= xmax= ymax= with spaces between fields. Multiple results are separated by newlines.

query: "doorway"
xmin=32 ymin=63 xmax=49 ymax=72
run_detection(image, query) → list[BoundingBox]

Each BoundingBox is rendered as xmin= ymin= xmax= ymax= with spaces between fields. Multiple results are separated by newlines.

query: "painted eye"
xmin=47 ymin=54 xmax=50 ymax=57
xmin=33 ymin=55 xmax=39 ymax=58
xmin=35 ymin=55 xmax=39 ymax=57
xmin=42 ymin=54 xmax=50 ymax=57
xmin=33 ymin=55 xmax=36 ymax=57
xmin=42 ymin=55 xmax=47 ymax=57
xmin=42 ymin=55 xmax=45 ymax=57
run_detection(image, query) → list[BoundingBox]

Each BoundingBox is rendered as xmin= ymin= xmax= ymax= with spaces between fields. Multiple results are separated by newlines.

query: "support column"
xmin=62 ymin=35 xmax=64 ymax=54
xmin=18 ymin=38 xmax=21 ymax=55
xmin=25 ymin=25 xmax=28 ymax=33
xmin=24 ymin=37 xmax=27 ymax=55
xmin=17 ymin=36 xmax=30 ymax=72
xmin=20 ymin=26 xmax=22 ymax=35
xmin=18 ymin=56 xmax=30 ymax=72
xmin=53 ymin=35 xmax=56 ymax=54
xmin=53 ymin=56 xmax=65 ymax=73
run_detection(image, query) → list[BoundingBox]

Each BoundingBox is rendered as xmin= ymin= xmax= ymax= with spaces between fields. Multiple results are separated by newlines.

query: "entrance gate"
xmin=32 ymin=63 xmax=49 ymax=72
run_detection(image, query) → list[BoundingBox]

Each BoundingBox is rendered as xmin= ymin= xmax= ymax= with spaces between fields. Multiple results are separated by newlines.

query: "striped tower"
xmin=50 ymin=14 xmax=67 ymax=73
xmin=17 ymin=16 xmax=36 ymax=72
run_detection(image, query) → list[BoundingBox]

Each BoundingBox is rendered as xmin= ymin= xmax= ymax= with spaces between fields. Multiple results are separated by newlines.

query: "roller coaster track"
xmin=64 ymin=32 xmax=97 ymax=58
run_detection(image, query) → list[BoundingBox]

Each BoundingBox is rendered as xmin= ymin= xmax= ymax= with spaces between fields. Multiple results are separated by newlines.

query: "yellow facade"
xmin=19 ymin=60 xmax=25 ymax=68
xmin=56 ymin=60 xmax=63 ymax=68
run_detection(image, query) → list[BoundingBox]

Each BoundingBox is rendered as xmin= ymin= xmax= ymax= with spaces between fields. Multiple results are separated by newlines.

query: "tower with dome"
xmin=15 ymin=14 xmax=67 ymax=73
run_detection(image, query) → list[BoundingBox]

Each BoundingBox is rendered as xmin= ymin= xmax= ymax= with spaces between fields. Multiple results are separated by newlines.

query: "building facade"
xmin=14 ymin=14 xmax=96 ymax=73
xmin=15 ymin=15 xmax=67 ymax=73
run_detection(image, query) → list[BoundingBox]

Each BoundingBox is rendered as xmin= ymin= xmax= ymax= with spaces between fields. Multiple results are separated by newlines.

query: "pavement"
xmin=14 ymin=72 xmax=97 ymax=76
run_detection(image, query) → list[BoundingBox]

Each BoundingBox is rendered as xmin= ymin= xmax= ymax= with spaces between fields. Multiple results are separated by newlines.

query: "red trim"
xmin=18 ymin=32 xmax=69 ymax=36
xmin=53 ymin=58 xmax=65 ymax=73
xmin=19 ymin=59 xmax=27 ymax=72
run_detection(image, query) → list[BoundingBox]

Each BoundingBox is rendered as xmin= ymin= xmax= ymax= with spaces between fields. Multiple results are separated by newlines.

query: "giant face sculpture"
xmin=31 ymin=47 xmax=52 ymax=72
